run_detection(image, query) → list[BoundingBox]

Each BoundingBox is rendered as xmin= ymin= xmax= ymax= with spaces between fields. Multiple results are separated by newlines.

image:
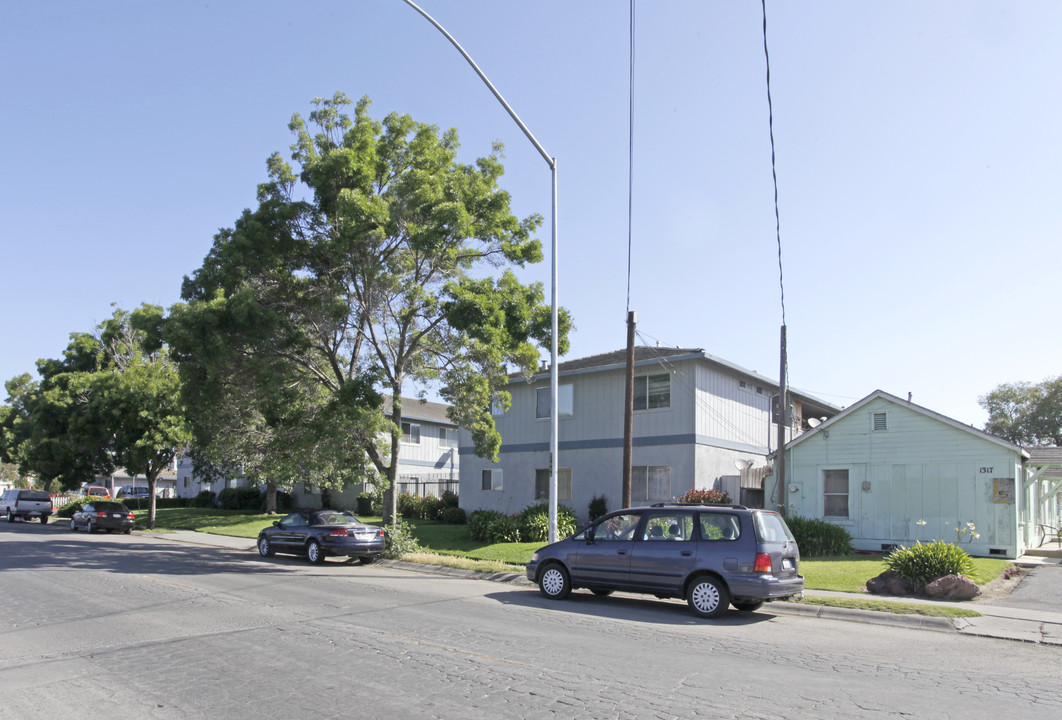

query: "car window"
xmin=592 ymin=513 xmax=641 ymax=542
xmin=643 ymin=512 xmax=694 ymax=541
xmin=317 ymin=512 xmax=356 ymax=525
xmin=753 ymin=512 xmax=795 ymax=543
xmin=280 ymin=513 xmax=309 ymax=528
xmin=699 ymin=512 xmax=741 ymax=541
xmin=20 ymin=490 xmax=51 ymax=501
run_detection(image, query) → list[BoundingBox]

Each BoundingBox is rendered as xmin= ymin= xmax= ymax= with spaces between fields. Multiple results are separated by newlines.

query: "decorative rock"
xmin=866 ymin=570 xmax=916 ymax=596
xmin=924 ymin=574 xmax=980 ymax=601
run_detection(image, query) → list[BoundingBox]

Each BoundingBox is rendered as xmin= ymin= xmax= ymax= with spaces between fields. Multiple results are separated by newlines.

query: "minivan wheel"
xmin=732 ymin=600 xmax=764 ymax=613
xmin=538 ymin=563 xmax=572 ymax=600
xmin=687 ymin=576 xmax=730 ymax=619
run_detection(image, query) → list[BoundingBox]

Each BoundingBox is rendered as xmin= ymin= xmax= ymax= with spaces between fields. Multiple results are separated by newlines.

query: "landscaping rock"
xmin=924 ymin=574 xmax=980 ymax=601
xmin=866 ymin=570 xmax=916 ymax=596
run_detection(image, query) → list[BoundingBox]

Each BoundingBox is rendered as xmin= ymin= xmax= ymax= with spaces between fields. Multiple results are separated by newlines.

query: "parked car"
xmin=116 ymin=486 xmax=151 ymax=499
xmin=526 ymin=503 xmax=804 ymax=619
xmin=70 ymin=501 xmax=136 ymax=534
xmin=82 ymin=486 xmax=111 ymax=499
xmin=1 ymin=488 xmax=53 ymax=523
xmin=256 ymin=509 xmax=386 ymax=565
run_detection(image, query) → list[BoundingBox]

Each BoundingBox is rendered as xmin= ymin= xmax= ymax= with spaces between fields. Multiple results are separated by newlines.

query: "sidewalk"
xmin=145 ymin=529 xmax=1062 ymax=645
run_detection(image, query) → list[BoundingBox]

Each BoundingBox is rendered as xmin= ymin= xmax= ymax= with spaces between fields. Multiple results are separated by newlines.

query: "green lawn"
xmin=134 ymin=509 xmax=1013 ymax=596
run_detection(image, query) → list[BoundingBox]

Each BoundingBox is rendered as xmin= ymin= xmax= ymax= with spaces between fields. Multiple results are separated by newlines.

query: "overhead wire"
xmin=625 ymin=0 xmax=636 ymax=314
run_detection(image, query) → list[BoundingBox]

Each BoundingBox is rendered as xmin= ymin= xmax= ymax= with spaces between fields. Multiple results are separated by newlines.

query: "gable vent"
xmin=872 ymin=412 xmax=888 ymax=431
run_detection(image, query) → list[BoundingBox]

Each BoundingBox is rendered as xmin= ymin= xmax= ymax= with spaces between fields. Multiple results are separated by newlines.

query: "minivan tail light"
xmin=754 ymin=553 xmax=773 ymax=573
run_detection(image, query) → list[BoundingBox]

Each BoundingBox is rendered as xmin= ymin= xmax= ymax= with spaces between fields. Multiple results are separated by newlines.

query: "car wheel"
xmin=70 ymin=519 xmax=78 ymax=532
xmin=732 ymin=600 xmax=764 ymax=613
xmin=40 ymin=515 xmax=49 ymax=525
xmin=538 ymin=563 xmax=572 ymax=600
xmin=6 ymin=510 xmax=13 ymax=522
xmin=257 ymin=535 xmax=275 ymax=558
xmin=590 ymin=588 xmax=614 ymax=596
xmin=306 ymin=539 xmax=325 ymax=564
xmin=358 ymin=556 xmax=376 ymax=565
xmin=86 ymin=520 xmax=95 ymax=534
xmin=124 ymin=527 xmax=132 ymax=535
xmin=687 ymin=575 xmax=730 ymax=619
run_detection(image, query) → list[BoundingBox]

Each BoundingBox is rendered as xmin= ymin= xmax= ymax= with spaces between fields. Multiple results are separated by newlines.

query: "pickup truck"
xmin=1 ymin=489 xmax=54 ymax=523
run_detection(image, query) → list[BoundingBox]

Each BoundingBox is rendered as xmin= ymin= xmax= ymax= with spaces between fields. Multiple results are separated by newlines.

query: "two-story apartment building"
xmin=175 ymin=396 xmax=460 ymax=507
xmin=459 ymin=346 xmax=839 ymax=521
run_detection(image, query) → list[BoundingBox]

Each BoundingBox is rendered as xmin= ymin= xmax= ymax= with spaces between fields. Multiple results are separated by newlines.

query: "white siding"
xmin=776 ymin=396 xmax=1024 ymax=557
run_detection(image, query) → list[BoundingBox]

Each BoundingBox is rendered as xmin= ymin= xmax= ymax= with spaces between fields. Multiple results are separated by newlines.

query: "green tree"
xmin=980 ymin=375 xmax=1062 ymax=446
xmin=179 ymin=93 xmax=570 ymax=524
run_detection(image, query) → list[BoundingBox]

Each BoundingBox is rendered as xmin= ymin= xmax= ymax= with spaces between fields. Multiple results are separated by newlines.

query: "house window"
xmin=482 ymin=469 xmax=503 ymax=491
xmin=401 ymin=422 xmax=421 ymax=444
xmin=491 ymin=396 xmax=506 ymax=416
xmin=634 ymin=373 xmax=670 ymax=410
xmin=824 ymin=469 xmax=849 ymax=518
xmin=536 ymin=384 xmax=574 ymax=419
xmin=872 ymin=412 xmax=887 ymax=432
xmin=439 ymin=427 xmax=458 ymax=448
xmin=632 ymin=465 xmax=671 ymax=503
xmin=535 ymin=468 xmax=572 ymax=501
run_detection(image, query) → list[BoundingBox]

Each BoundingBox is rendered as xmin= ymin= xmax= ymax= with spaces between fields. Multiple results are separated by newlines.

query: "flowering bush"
xmin=883 ymin=541 xmax=974 ymax=590
xmin=676 ymin=488 xmax=732 ymax=505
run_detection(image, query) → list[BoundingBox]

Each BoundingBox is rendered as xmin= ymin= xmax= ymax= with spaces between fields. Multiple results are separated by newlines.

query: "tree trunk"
xmin=383 ymin=395 xmax=403 ymax=525
xmin=146 ymin=471 xmax=158 ymax=530
xmin=265 ymin=481 xmax=277 ymax=514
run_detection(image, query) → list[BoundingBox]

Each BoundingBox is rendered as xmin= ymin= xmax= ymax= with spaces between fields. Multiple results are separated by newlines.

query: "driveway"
xmin=980 ymin=562 xmax=1062 ymax=614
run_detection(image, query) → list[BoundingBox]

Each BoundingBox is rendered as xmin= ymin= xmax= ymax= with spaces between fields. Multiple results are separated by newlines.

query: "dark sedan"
xmin=257 ymin=510 xmax=386 ymax=565
xmin=70 ymin=501 xmax=136 ymax=534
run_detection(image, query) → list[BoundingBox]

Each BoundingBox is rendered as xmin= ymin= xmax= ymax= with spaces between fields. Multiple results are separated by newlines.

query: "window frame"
xmin=823 ymin=469 xmax=850 ymax=518
xmin=633 ymin=373 xmax=671 ymax=411
xmin=631 ymin=465 xmax=671 ymax=503
xmin=535 ymin=384 xmax=574 ymax=419
xmin=438 ymin=426 xmax=458 ymax=448
xmin=481 ymin=469 xmax=503 ymax=492
xmin=401 ymin=421 xmax=421 ymax=445
xmin=535 ymin=468 xmax=572 ymax=501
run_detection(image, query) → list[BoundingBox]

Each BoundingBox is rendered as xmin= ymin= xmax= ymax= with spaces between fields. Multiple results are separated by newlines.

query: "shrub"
xmin=516 ymin=502 xmax=578 ymax=542
xmin=417 ymin=495 xmax=445 ymax=521
xmin=397 ymin=492 xmax=419 ymax=519
xmin=381 ymin=519 xmax=421 ymax=559
xmin=217 ymin=487 xmax=264 ymax=511
xmin=439 ymin=506 xmax=467 ymax=524
xmin=441 ymin=489 xmax=459 ymax=508
xmin=191 ymin=490 xmax=216 ymax=508
xmin=356 ymin=492 xmax=374 ymax=516
xmin=468 ymin=510 xmax=507 ymax=541
xmin=154 ymin=497 xmax=190 ymax=509
xmin=677 ymin=488 xmax=732 ymax=504
xmin=588 ymin=495 xmax=608 ymax=521
xmin=785 ymin=516 xmax=853 ymax=557
xmin=56 ymin=497 xmax=91 ymax=518
xmin=486 ymin=514 xmax=522 ymax=543
xmin=883 ymin=541 xmax=974 ymax=590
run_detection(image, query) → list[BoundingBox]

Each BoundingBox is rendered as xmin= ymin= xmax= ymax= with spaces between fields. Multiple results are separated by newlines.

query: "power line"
xmin=626 ymin=0 xmax=636 ymax=314
xmin=761 ymin=0 xmax=786 ymax=330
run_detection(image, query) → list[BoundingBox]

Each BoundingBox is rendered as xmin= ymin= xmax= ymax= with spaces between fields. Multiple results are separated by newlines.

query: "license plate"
xmin=112 ymin=513 xmax=122 ymax=518
xmin=782 ymin=558 xmax=794 ymax=570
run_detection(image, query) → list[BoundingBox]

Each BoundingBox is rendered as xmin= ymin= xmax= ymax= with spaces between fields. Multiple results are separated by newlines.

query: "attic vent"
xmin=872 ymin=412 xmax=888 ymax=432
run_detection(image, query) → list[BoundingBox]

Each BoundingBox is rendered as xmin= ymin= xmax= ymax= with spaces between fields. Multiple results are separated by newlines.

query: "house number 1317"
xmin=979 ymin=467 xmax=994 ymax=474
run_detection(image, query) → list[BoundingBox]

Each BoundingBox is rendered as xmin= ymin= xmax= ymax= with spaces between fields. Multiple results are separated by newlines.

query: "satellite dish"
xmin=734 ymin=459 xmax=754 ymax=471
xmin=807 ymin=418 xmax=822 ymax=428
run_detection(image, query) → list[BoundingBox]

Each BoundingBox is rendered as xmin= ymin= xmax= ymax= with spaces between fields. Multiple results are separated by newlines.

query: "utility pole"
xmin=622 ymin=311 xmax=636 ymax=508
xmin=776 ymin=324 xmax=788 ymax=515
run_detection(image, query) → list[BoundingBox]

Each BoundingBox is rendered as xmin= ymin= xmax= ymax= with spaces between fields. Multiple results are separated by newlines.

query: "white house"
xmin=459 ymin=347 xmax=839 ymax=521
xmin=175 ymin=396 xmax=460 ymax=508
xmin=765 ymin=389 xmax=1058 ymax=559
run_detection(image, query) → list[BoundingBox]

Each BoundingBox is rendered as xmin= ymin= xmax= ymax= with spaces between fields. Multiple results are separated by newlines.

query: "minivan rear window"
xmin=753 ymin=512 xmax=796 ymax=543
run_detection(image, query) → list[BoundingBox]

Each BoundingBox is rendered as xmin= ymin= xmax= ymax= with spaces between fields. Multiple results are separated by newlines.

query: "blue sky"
xmin=1 ymin=0 xmax=1059 ymax=428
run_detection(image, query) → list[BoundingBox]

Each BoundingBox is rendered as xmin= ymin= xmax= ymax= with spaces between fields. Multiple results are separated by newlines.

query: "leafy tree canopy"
xmin=177 ymin=93 xmax=571 ymax=522
xmin=979 ymin=375 xmax=1062 ymax=446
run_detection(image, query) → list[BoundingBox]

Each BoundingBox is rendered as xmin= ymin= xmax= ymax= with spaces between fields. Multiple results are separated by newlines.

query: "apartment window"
xmin=439 ymin=427 xmax=458 ymax=448
xmin=632 ymin=465 xmax=671 ymax=503
xmin=536 ymin=384 xmax=573 ymax=419
xmin=872 ymin=412 xmax=888 ymax=432
xmin=482 ymin=469 xmax=503 ymax=491
xmin=401 ymin=422 xmax=420 ymax=444
xmin=824 ymin=469 xmax=849 ymax=518
xmin=491 ymin=396 xmax=506 ymax=416
xmin=535 ymin=468 xmax=572 ymax=501
xmin=634 ymin=373 xmax=670 ymax=410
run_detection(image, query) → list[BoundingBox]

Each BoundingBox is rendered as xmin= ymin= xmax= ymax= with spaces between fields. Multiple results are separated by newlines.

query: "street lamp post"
xmin=402 ymin=1 xmax=561 ymax=541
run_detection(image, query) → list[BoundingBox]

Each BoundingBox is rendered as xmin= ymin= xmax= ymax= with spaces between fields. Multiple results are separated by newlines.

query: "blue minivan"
xmin=526 ymin=503 xmax=804 ymax=618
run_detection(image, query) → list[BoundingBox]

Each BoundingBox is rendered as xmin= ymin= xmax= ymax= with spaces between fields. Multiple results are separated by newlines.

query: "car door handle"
xmin=681 ymin=551 xmax=693 ymax=557
xmin=617 ymin=550 xmax=627 ymax=556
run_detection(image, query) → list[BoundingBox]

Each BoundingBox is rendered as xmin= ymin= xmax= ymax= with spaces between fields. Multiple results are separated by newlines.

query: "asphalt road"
xmin=2 ymin=520 xmax=1061 ymax=719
